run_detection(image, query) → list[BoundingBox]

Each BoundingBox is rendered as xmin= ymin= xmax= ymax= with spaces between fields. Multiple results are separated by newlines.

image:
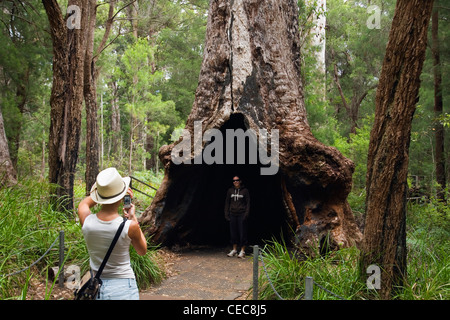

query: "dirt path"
xmin=140 ymin=247 xmax=254 ymax=300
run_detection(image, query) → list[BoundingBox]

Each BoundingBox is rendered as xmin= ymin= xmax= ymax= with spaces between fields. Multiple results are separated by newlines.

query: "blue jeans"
xmin=98 ymin=278 xmax=139 ymax=300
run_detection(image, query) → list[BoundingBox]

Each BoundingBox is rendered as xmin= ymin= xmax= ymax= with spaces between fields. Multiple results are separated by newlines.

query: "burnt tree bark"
xmin=359 ymin=0 xmax=434 ymax=300
xmin=43 ymin=0 xmax=87 ymax=211
xmin=140 ymin=0 xmax=362 ymax=252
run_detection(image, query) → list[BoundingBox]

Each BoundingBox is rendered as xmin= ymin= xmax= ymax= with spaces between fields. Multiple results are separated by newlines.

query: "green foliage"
xmin=128 ymin=170 xmax=164 ymax=212
xmin=401 ymin=198 xmax=450 ymax=300
xmin=130 ymin=245 xmax=164 ymax=290
xmin=257 ymin=239 xmax=365 ymax=300
xmin=326 ymin=0 xmax=394 ymax=136
xmin=156 ymin=0 xmax=207 ymax=120
xmin=407 ymin=197 xmax=449 ymax=251
xmin=120 ymin=39 xmax=162 ymax=100
xmin=0 ymin=0 xmax=52 ymax=174
xmin=410 ymin=0 xmax=450 ymax=193
xmin=257 ymin=198 xmax=449 ymax=300
xmin=0 ymin=179 xmax=84 ymax=299
xmin=105 ymin=36 xmax=182 ymax=172
xmin=119 ymin=38 xmax=178 ymax=124
xmin=334 ymin=116 xmax=373 ymax=191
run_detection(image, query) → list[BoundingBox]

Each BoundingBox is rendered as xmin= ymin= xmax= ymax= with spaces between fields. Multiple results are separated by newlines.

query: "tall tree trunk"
xmin=84 ymin=0 xmax=116 ymax=194
xmin=43 ymin=0 xmax=88 ymax=211
xmin=110 ymin=80 xmax=121 ymax=154
xmin=431 ymin=6 xmax=446 ymax=201
xmin=127 ymin=1 xmax=138 ymax=175
xmin=331 ymin=49 xmax=362 ymax=135
xmin=128 ymin=1 xmax=139 ymax=38
xmin=140 ymin=0 xmax=362 ymax=251
xmin=359 ymin=0 xmax=434 ymax=300
xmin=10 ymin=69 xmax=30 ymax=170
xmin=40 ymin=127 xmax=46 ymax=182
xmin=7 ymin=2 xmax=30 ymax=172
xmin=84 ymin=0 xmax=99 ymax=195
xmin=0 ymin=106 xmax=17 ymax=187
xmin=146 ymin=123 xmax=156 ymax=171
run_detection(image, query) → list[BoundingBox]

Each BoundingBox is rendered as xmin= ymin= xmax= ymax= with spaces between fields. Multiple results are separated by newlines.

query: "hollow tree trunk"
xmin=140 ymin=0 xmax=362 ymax=252
xmin=359 ymin=0 xmax=434 ymax=299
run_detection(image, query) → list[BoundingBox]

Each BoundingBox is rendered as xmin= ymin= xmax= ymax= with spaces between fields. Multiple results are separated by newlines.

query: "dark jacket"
xmin=224 ymin=187 xmax=250 ymax=220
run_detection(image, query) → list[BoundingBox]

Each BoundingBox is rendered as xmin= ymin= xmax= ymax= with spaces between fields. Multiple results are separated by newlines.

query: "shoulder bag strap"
xmin=95 ymin=217 xmax=127 ymax=280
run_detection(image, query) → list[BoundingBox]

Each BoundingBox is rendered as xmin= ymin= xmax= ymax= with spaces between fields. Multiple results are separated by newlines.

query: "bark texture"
xmin=140 ymin=0 xmax=362 ymax=252
xmin=84 ymin=0 xmax=99 ymax=195
xmin=44 ymin=0 xmax=87 ymax=211
xmin=359 ymin=0 xmax=434 ymax=299
xmin=84 ymin=0 xmax=115 ymax=194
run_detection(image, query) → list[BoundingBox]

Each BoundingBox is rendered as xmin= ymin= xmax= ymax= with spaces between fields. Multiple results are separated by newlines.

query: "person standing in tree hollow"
xmin=224 ymin=176 xmax=250 ymax=258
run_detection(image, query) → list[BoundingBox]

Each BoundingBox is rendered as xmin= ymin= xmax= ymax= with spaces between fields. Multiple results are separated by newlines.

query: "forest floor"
xmin=24 ymin=246 xmax=254 ymax=300
xmin=140 ymin=247 xmax=254 ymax=300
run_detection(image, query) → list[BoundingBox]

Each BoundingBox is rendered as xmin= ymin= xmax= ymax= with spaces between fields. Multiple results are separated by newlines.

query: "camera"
xmin=123 ymin=194 xmax=131 ymax=209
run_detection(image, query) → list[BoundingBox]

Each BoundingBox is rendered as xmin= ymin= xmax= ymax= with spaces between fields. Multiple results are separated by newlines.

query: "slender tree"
xmin=0 ymin=106 xmax=17 ymax=187
xmin=84 ymin=0 xmax=100 ymax=195
xmin=84 ymin=0 xmax=117 ymax=194
xmin=431 ymin=4 xmax=446 ymax=201
xmin=359 ymin=0 xmax=434 ymax=299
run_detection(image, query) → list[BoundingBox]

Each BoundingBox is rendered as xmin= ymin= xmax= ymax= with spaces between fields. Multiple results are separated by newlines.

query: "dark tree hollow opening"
xmin=141 ymin=0 xmax=363 ymax=253
xmin=161 ymin=113 xmax=290 ymax=247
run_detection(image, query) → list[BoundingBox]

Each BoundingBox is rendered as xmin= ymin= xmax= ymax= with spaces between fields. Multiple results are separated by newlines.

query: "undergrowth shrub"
xmin=257 ymin=239 xmax=365 ymax=300
xmin=257 ymin=196 xmax=449 ymax=300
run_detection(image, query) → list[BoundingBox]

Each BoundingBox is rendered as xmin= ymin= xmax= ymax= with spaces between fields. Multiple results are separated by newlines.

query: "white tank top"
xmin=82 ymin=214 xmax=135 ymax=279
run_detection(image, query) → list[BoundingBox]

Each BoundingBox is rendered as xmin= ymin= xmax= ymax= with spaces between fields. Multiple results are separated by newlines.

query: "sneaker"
xmin=238 ymin=250 xmax=245 ymax=259
xmin=227 ymin=249 xmax=237 ymax=257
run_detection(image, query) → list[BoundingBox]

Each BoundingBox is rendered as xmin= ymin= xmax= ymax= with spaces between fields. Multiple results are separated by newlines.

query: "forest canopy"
xmin=0 ymin=0 xmax=447 ymax=199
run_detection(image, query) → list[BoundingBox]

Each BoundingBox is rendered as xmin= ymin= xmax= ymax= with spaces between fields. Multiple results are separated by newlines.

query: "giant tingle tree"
xmin=140 ymin=0 xmax=363 ymax=251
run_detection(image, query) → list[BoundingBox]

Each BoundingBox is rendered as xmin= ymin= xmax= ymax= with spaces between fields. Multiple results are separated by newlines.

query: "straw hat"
xmin=90 ymin=168 xmax=131 ymax=204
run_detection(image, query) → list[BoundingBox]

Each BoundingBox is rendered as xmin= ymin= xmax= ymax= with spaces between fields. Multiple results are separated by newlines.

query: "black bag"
xmin=74 ymin=217 xmax=127 ymax=300
xmin=75 ymin=269 xmax=102 ymax=300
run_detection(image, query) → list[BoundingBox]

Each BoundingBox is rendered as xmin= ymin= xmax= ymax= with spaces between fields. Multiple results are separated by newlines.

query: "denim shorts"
xmin=98 ymin=278 xmax=139 ymax=300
